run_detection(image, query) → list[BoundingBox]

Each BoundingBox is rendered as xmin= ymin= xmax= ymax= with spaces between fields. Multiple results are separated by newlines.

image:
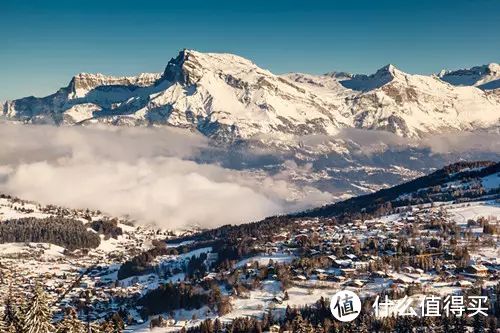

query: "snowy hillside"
xmin=3 ymin=50 xmax=499 ymax=141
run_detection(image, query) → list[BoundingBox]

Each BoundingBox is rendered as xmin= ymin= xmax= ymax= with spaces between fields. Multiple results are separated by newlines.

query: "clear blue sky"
xmin=1 ymin=0 xmax=499 ymax=101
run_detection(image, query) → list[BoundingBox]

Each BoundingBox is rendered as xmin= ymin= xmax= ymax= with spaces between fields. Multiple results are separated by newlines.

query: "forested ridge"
xmin=0 ymin=217 xmax=101 ymax=250
xmin=295 ymin=160 xmax=499 ymax=218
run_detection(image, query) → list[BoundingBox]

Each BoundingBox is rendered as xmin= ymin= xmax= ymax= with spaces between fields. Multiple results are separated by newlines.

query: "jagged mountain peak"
xmin=338 ymin=63 xmax=405 ymax=91
xmin=163 ymin=49 xmax=270 ymax=85
xmin=375 ymin=63 xmax=402 ymax=77
xmin=322 ymin=64 xmax=404 ymax=83
xmin=486 ymin=62 xmax=500 ymax=72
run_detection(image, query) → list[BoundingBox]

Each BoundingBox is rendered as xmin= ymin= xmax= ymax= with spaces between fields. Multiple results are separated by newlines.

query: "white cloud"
xmin=320 ymin=128 xmax=500 ymax=155
xmin=0 ymin=123 xmax=333 ymax=229
xmin=1 ymin=123 xmax=496 ymax=229
xmin=420 ymin=132 xmax=500 ymax=155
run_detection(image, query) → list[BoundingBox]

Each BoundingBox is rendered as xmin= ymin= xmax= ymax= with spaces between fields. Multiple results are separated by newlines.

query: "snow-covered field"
xmin=447 ymin=200 xmax=500 ymax=225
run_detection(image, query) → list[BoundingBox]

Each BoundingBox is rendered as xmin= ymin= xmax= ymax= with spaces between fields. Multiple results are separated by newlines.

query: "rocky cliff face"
xmin=68 ymin=72 xmax=161 ymax=99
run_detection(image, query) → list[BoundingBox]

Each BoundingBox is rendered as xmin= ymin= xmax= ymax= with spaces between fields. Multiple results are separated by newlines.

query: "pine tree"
xmin=357 ymin=315 xmax=371 ymax=333
xmin=101 ymin=313 xmax=124 ymax=333
xmin=88 ymin=321 xmax=103 ymax=333
xmin=214 ymin=318 xmax=223 ymax=332
xmin=0 ymin=314 xmax=7 ymax=333
xmin=111 ymin=313 xmax=125 ymax=333
xmin=450 ymin=316 xmax=467 ymax=333
xmin=3 ymin=294 xmax=14 ymax=323
xmin=291 ymin=313 xmax=315 ymax=333
xmin=56 ymin=308 xmax=85 ymax=333
xmin=11 ymin=306 xmax=25 ymax=333
xmin=473 ymin=314 xmax=485 ymax=333
xmin=100 ymin=319 xmax=114 ymax=333
xmin=23 ymin=284 xmax=55 ymax=333
xmin=3 ymin=290 xmax=20 ymax=329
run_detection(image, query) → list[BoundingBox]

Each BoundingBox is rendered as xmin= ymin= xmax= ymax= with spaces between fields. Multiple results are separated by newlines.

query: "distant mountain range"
xmin=2 ymin=50 xmax=499 ymax=142
xmin=438 ymin=63 xmax=500 ymax=90
xmin=2 ymin=50 xmax=499 ymax=197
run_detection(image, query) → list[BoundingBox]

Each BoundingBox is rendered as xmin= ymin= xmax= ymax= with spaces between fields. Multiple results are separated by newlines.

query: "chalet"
xmin=371 ymin=271 xmax=388 ymax=278
xmin=330 ymin=275 xmax=346 ymax=282
xmin=333 ymin=259 xmax=352 ymax=268
xmin=325 ymin=255 xmax=337 ymax=265
xmin=269 ymin=325 xmax=281 ymax=333
xmin=272 ymin=296 xmax=283 ymax=304
xmin=465 ymin=264 xmax=488 ymax=277
xmin=309 ymin=249 xmax=321 ymax=256
xmin=345 ymin=254 xmax=357 ymax=260
xmin=353 ymin=261 xmax=369 ymax=269
xmin=203 ymin=272 xmax=217 ymax=281
xmin=393 ymin=276 xmax=416 ymax=284
xmin=271 ymin=233 xmax=288 ymax=242
xmin=295 ymin=234 xmax=308 ymax=242
xmin=442 ymin=264 xmax=457 ymax=271
xmin=456 ymin=280 xmax=473 ymax=287
xmin=402 ymin=266 xmax=415 ymax=274
xmin=340 ymin=268 xmax=356 ymax=277
xmin=348 ymin=279 xmax=365 ymax=288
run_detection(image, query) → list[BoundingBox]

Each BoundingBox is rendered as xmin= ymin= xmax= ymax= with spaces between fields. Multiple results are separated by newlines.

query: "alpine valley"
xmin=0 ymin=50 xmax=500 ymax=333
xmin=2 ymin=50 xmax=500 ymax=197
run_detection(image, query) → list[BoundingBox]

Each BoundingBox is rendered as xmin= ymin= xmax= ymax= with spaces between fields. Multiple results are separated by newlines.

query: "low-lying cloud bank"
xmin=0 ymin=123 xmax=332 ymax=229
xmin=306 ymin=128 xmax=500 ymax=155
xmin=1 ymin=123 xmax=498 ymax=229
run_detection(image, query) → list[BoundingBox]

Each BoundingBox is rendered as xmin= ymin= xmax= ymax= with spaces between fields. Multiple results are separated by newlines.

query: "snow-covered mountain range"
xmin=438 ymin=63 xmax=500 ymax=90
xmin=3 ymin=50 xmax=499 ymax=141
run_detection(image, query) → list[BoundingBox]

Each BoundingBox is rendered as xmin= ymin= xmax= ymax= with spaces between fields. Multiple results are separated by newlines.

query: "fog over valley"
xmin=1 ymin=122 xmax=498 ymax=229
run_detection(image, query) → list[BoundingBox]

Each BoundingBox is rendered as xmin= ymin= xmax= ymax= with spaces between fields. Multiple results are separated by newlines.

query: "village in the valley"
xmin=0 ymin=180 xmax=499 ymax=332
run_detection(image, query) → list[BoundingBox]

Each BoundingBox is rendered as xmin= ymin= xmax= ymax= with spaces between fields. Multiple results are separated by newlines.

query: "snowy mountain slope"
xmin=2 ymin=50 xmax=499 ymax=142
xmin=342 ymin=65 xmax=500 ymax=136
xmin=438 ymin=63 xmax=500 ymax=90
